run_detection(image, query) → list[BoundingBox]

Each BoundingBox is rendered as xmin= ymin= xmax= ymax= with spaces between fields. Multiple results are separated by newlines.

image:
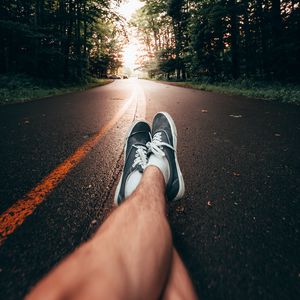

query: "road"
xmin=0 ymin=79 xmax=299 ymax=300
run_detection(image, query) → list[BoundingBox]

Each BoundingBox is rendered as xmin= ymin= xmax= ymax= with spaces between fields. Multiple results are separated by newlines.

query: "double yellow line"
xmin=0 ymin=91 xmax=136 ymax=245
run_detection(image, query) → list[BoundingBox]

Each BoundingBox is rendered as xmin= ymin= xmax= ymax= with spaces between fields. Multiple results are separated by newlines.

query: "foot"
xmin=114 ymin=120 xmax=151 ymax=205
xmin=147 ymin=112 xmax=185 ymax=201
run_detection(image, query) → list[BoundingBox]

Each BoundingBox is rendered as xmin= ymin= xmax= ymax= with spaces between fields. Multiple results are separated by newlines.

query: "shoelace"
xmin=132 ymin=145 xmax=148 ymax=169
xmin=146 ymin=132 xmax=175 ymax=158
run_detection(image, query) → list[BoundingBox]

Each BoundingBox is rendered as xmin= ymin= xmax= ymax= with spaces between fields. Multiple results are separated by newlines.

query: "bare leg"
xmin=161 ymin=249 xmax=198 ymax=300
xmin=27 ymin=167 xmax=173 ymax=300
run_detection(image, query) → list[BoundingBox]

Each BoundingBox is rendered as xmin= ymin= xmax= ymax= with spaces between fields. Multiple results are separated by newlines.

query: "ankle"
xmin=139 ymin=166 xmax=166 ymax=196
xmin=147 ymin=154 xmax=170 ymax=185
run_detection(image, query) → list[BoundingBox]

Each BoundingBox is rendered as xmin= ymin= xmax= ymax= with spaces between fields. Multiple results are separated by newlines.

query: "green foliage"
xmin=132 ymin=0 xmax=300 ymax=83
xmin=0 ymin=0 xmax=125 ymax=82
xmin=0 ymin=73 xmax=112 ymax=105
xmin=157 ymin=79 xmax=300 ymax=105
xmin=130 ymin=0 xmax=174 ymax=77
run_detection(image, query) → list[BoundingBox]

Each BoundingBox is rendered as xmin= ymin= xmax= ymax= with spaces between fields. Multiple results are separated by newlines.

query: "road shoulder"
xmin=147 ymin=79 xmax=300 ymax=106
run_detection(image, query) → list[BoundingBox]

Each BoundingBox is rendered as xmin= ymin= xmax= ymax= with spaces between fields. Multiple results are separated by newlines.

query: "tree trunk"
xmin=256 ymin=0 xmax=268 ymax=78
xmin=229 ymin=0 xmax=239 ymax=79
xmin=75 ymin=1 xmax=82 ymax=78
xmin=83 ymin=0 xmax=87 ymax=58
xmin=64 ymin=0 xmax=74 ymax=80
xmin=243 ymin=1 xmax=251 ymax=77
xmin=33 ymin=0 xmax=41 ymax=75
xmin=271 ymin=0 xmax=282 ymax=78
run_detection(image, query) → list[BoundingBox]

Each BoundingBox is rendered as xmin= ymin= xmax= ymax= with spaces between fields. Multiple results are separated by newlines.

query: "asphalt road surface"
xmin=0 ymin=79 xmax=299 ymax=300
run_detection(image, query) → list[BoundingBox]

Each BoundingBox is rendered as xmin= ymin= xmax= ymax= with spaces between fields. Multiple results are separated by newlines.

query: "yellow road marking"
xmin=0 ymin=93 xmax=135 ymax=245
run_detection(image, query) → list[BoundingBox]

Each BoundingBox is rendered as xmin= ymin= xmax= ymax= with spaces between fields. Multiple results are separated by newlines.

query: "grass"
xmin=153 ymin=79 xmax=300 ymax=105
xmin=0 ymin=74 xmax=112 ymax=105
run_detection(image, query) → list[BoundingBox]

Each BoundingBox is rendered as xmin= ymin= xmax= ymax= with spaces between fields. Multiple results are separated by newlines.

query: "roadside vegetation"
xmin=0 ymin=1 xmax=124 ymax=105
xmin=1 ymin=1 xmax=299 ymax=105
xmin=0 ymin=74 xmax=112 ymax=105
xmin=131 ymin=0 xmax=300 ymax=104
xmin=154 ymin=79 xmax=300 ymax=105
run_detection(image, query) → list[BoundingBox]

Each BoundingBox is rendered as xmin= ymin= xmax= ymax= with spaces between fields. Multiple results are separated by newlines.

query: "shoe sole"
xmin=114 ymin=119 xmax=151 ymax=205
xmin=155 ymin=112 xmax=185 ymax=201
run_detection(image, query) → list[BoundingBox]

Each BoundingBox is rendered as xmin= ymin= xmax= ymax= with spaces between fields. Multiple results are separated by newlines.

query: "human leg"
xmin=27 ymin=113 xmax=197 ymax=300
xmin=27 ymin=167 xmax=173 ymax=300
xmin=144 ymin=112 xmax=197 ymax=299
xmin=161 ymin=248 xmax=198 ymax=300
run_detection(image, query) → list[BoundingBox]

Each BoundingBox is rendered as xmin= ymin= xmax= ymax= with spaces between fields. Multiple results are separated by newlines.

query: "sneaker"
xmin=147 ymin=112 xmax=185 ymax=201
xmin=114 ymin=120 xmax=151 ymax=205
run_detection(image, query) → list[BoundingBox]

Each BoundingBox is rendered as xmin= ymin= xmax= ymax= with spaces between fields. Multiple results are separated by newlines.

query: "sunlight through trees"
xmin=130 ymin=0 xmax=300 ymax=82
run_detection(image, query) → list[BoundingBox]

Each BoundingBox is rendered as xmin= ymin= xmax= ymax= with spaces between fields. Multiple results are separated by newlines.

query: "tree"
xmin=130 ymin=0 xmax=176 ymax=78
xmin=167 ymin=0 xmax=190 ymax=80
xmin=132 ymin=0 xmax=300 ymax=83
xmin=0 ymin=0 xmax=125 ymax=81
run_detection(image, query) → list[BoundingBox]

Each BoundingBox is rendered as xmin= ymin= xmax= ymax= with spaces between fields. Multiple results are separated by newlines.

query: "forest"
xmin=0 ymin=0 xmax=125 ymax=82
xmin=0 ymin=0 xmax=299 ymax=98
xmin=132 ymin=0 xmax=300 ymax=83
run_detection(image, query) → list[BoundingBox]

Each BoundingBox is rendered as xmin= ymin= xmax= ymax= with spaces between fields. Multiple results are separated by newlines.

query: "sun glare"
xmin=118 ymin=0 xmax=144 ymax=72
xmin=123 ymin=44 xmax=138 ymax=70
xmin=118 ymin=0 xmax=143 ymax=21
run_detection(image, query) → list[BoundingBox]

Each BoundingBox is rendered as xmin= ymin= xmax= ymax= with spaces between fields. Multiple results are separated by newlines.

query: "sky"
xmin=117 ymin=0 xmax=144 ymax=71
xmin=118 ymin=0 xmax=144 ymax=21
